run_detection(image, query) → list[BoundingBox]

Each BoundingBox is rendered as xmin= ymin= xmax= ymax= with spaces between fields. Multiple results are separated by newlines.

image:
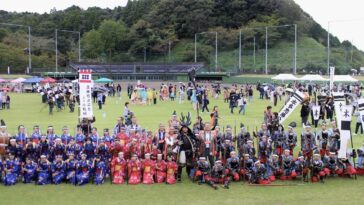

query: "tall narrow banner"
xmin=79 ymin=70 xmax=93 ymax=119
xmin=333 ymin=92 xmax=345 ymax=130
xmin=278 ymin=90 xmax=304 ymax=124
xmin=357 ymin=98 xmax=364 ymax=129
xmin=329 ymin=66 xmax=335 ymax=95
xmin=312 ymin=105 xmax=321 ymax=121
xmin=338 ymin=105 xmax=353 ymax=158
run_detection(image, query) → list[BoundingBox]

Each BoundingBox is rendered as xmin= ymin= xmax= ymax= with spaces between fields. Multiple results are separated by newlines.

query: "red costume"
xmin=155 ymin=159 xmax=167 ymax=183
xmin=111 ymin=157 xmax=127 ymax=184
xmin=127 ymin=159 xmax=142 ymax=185
xmin=142 ymin=159 xmax=155 ymax=184
xmin=166 ymin=161 xmax=177 ymax=184
xmin=117 ymin=132 xmax=129 ymax=147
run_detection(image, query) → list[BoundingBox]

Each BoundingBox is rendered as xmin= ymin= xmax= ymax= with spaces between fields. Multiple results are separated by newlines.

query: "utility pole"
xmin=55 ymin=29 xmax=58 ymax=73
xmin=265 ymin=26 xmax=268 ymax=75
xmin=28 ymin=26 xmax=31 ymax=73
xmin=215 ymin=31 xmax=218 ymax=72
xmin=294 ymin=24 xmax=297 ymax=75
xmin=194 ymin=33 xmax=197 ymax=63
xmin=239 ymin=29 xmax=242 ymax=73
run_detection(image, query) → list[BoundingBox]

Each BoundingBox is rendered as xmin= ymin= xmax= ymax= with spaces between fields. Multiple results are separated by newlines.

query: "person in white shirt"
xmin=237 ymin=94 xmax=247 ymax=115
xmin=354 ymin=111 xmax=363 ymax=135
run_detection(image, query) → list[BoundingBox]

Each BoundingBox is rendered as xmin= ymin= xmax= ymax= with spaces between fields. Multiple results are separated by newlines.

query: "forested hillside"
xmin=0 ymin=0 xmax=363 ymax=74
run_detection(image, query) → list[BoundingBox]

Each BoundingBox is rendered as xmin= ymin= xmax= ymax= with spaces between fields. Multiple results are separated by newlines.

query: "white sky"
xmin=0 ymin=0 xmax=363 ymax=50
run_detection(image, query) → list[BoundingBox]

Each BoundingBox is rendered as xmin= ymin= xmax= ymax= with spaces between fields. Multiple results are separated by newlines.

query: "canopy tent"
xmin=40 ymin=77 xmax=56 ymax=84
xmin=23 ymin=76 xmax=43 ymax=84
xmin=57 ymin=78 xmax=71 ymax=83
xmin=333 ymin=75 xmax=358 ymax=82
xmin=94 ymin=77 xmax=113 ymax=83
xmin=10 ymin=77 xmax=26 ymax=83
xmin=300 ymin=74 xmax=328 ymax=81
xmin=0 ymin=78 xmax=7 ymax=83
xmin=271 ymin=74 xmax=298 ymax=81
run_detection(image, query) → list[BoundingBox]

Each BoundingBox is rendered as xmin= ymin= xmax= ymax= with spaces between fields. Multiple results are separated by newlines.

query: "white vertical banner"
xmin=329 ymin=66 xmax=335 ymax=94
xmin=333 ymin=92 xmax=345 ymax=130
xmin=358 ymin=99 xmax=364 ymax=129
xmin=278 ymin=90 xmax=305 ymax=124
xmin=79 ymin=69 xmax=93 ymax=119
xmin=338 ymin=105 xmax=353 ymax=158
xmin=312 ymin=105 xmax=321 ymax=121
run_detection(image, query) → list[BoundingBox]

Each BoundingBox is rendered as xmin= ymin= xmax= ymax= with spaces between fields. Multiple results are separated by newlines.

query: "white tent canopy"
xmin=271 ymin=74 xmax=298 ymax=81
xmin=10 ymin=77 xmax=26 ymax=83
xmin=333 ymin=75 xmax=358 ymax=82
xmin=300 ymin=74 xmax=328 ymax=81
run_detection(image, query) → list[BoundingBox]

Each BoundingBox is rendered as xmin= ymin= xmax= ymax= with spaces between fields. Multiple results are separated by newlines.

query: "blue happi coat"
xmin=3 ymin=159 xmax=21 ymax=186
xmin=51 ymin=161 xmax=66 ymax=184
xmin=76 ymin=159 xmax=91 ymax=185
xmin=37 ymin=161 xmax=50 ymax=185
xmin=23 ymin=162 xmax=37 ymax=183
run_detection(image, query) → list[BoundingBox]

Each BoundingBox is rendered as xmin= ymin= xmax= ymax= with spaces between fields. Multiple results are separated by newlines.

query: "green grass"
xmin=0 ymin=92 xmax=363 ymax=205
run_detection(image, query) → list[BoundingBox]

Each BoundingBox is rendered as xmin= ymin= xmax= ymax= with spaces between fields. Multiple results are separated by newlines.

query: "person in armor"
xmin=198 ymin=122 xmax=215 ymax=166
xmin=357 ymin=142 xmax=364 ymax=169
xmin=311 ymin=150 xmax=325 ymax=183
xmin=237 ymin=124 xmax=251 ymax=157
xmin=258 ymin=135 xmax=271 ymax=164
xmin=251 ymin=160 xmax=270 ymax=184
xmin=285 ymin=122 xmax=297 ymax=155
xmin=328 ymin=128 xmax=341 ymax=153
xmin=271 ymin=124 xmax=285 ymax=156
xmin=220 ymin=139 xmax=235 ymax=165
xmin=212 ymin=126 xmax=223 ymax=161
xmin=324 ymin=151 xmax=343 ymax=176
xmin=301 ymin=123 xmax=317 ymax=160
xmin=226 ymin=151 xmax=240 ymax=181
xmin=240 ymin=153 xmax=254 ymax=182
xmin=268 ymin=154 xmax=281 ymax=181
xmin=208 ymin=160 xmax=229 ymax=189
xmin=176 ymin=113 xmax=198 ymax=181
xmin=195 ymin=157 xmax=210 ymax=184
xmin=316 ymin=122 xmax=330 ymax=157
xmin=280 ymin=149 xmax=295 ymax=180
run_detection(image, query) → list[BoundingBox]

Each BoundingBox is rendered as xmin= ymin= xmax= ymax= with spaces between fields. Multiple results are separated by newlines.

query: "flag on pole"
xmin=338 ymin=105 xmax=353 ymax=158
xmin=333 ymin=92 xmax=345 ymax=130
xmin=278 ymin=90 xmax=305 ymax=124
xmin=79 ymin=69 xmax=93 ymax=119
xmin=312 ymin=105 xmax=321 ymax=121
xmin=357 ymin=98 xmax=364 ymax=130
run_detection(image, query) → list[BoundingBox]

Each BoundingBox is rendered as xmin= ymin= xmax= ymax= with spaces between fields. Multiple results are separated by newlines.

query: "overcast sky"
xmin=1 ymin=0 xmax=364 ymax=50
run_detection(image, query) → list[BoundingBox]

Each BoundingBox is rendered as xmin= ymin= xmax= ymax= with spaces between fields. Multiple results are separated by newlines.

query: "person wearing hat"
xmin=51 ymin=155 xmax=66 ymax=184
xmin=241 ymin=140 xmax=256 ymax=161
xmin=256 ymin=123 xmax=271 ymax=141
xmin=60 ymin=126 xmax=72 ymax=145
xmin=65 ymin=153 xmax=78 ymax=185
xmin=328 ymin=127 xmax=341 ymax=153
xmin=220 ymin=139 xmax=235 ymax=165
xmin=208 ymin=160 xmax=229 ymax=190
xmin=176 ymin=113 xmax=198 ymax=182
xmin=284 ymin=122 xmax=297 ymax=155
xmin=93 ymin=155 xmax=107 ymax=185
xmin=79 ymin=115 xmax=96 ymax=138
xmin=272 ymin=124 xmax=285 ymax=156
xmin=36 ymin=155 xmax=51 ymax=185
xmin=30 ymin=125 xmax=41 ymax=145
xmin=142 ymin=153 xmax=155 ymax=184
xmin=3 ymin=153 xmax=21 ymax=186
xmin=111 ymin=152 xmax=127 ymax=184
xmin=127 ymin=153 xmax=142 ymax=185
xmin=76 ymin=153 xmax=92 ymax=185
xmin=23 ymin=157 xmax=37 ymax=183
xmin=301 ymin=123 xmax=317 ymax=160
xmin=311 ymin=150 xmax=325 ymax=183
xmin=155 ymin=153 xmax=167 ymax=183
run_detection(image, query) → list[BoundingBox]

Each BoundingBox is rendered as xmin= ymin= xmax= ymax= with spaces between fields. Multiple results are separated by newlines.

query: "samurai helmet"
xmin=180 ymin=112 xmax=192 ymax=127
xmin=288 ymin=122 xmax=296 ymax=129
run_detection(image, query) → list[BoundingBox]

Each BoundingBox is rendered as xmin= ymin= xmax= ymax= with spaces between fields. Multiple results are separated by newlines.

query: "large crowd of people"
xmin=0 ymin=80 xmax=363 ymax=189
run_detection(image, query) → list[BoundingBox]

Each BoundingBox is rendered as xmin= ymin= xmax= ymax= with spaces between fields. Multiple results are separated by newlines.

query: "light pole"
xmin=294 ymin=24 xmax=297 ymax=75
xmin=0 ymin=23 xmax=32 ymax=73
xmin=194 ymin=31 xmax=218 ymax=71
xmin=239 ymin=29 xmax=242 ymax=73
xmin=265 ymin=27 xmax=268 ymax=75
xmin=55 ymin=29 xmax=82 ymax=73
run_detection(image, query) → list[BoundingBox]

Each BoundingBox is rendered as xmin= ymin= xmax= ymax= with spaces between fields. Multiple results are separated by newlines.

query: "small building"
xmin=69 ymin=62 xmax=204 ymax=81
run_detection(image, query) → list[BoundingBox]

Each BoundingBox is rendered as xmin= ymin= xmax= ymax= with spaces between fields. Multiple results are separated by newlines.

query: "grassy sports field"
xmin=0 ymin=92 xmax=363 ymax=205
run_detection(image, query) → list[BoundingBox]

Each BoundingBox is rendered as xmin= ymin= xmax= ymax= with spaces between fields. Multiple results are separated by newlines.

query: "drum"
xmin=0 ymin=133 xmax=10 ymax=155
